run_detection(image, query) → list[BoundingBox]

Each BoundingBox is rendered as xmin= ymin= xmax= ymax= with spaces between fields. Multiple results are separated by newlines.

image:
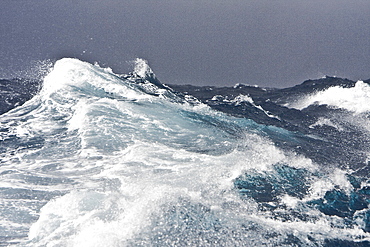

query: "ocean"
xmin=1 ymin=58 xmax=370 ymax=246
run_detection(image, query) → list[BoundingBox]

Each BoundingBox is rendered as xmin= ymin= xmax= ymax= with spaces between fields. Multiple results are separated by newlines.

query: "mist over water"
xmin=1 ymin=58 xmax=370 ymax=246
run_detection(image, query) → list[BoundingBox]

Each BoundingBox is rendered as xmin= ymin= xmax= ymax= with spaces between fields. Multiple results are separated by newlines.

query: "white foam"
xmin=290 ymin=81 xmax=370 ymax=114
xmin=25 ymin=136 xmax=290 ymax=245
xmin=309 ymin=117 xmax=344 ymax=131
xmin=133 ymin=58 xmax=153 ymax=79
xmin=231 ymin=94 xmax=254 ymax=105
xmin=212 ymin=94 xmax=280 ymax=120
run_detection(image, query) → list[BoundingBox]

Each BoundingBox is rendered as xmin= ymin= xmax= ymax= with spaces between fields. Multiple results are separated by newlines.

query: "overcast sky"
xmin=1 ymin=0 xmax=369 ymax=88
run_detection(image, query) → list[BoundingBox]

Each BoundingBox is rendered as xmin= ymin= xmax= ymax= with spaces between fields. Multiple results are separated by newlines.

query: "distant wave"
xmin=288 ymin=80 xmax=370 ymax=114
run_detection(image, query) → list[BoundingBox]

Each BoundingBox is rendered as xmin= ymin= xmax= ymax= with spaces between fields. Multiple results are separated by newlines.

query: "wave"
xmin=1 ymin=58 xmax=370 ymax=246
xmin=288 ymin=80 xmax=370 ymax=114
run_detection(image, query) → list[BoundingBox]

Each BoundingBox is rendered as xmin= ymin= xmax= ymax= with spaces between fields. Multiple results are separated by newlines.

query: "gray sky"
xmin=1 ymin=0 xmax=369 ymax=88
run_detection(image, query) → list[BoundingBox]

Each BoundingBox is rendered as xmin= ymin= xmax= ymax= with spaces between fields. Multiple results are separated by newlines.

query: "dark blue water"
xmin=1 ymin=58 xmax=370 ymax=246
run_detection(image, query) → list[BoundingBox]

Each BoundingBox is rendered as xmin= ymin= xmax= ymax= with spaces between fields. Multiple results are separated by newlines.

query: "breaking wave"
xmin=1 ymin=58 xmax=370 ymax=246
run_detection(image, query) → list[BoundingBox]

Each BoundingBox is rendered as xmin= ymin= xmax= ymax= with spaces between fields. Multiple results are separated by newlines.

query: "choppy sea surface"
xmin=1 ymin=58 xmax=370 ymax=246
